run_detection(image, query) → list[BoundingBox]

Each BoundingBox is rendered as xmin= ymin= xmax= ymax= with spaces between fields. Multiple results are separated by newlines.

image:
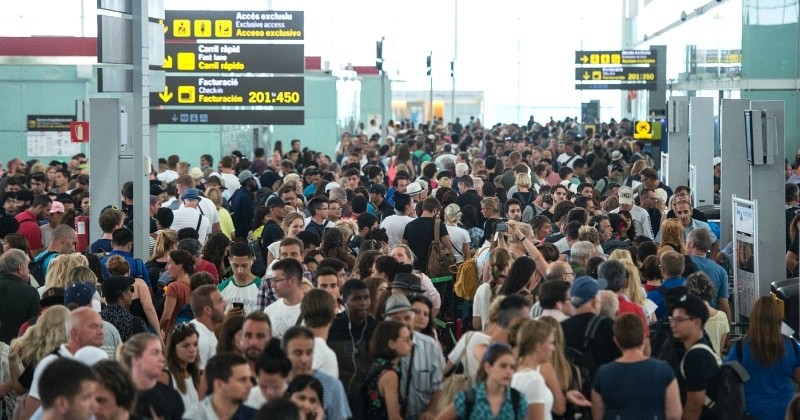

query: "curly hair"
xmin=320 ymin=228 xmax=354 ymax=272
xmin=686 ymin=271 xmax=716 ymax=303
xmin=11 ymin=305 xmax=70 ymax=368
xmin=44 ymin=254 xmax=89 ymax=289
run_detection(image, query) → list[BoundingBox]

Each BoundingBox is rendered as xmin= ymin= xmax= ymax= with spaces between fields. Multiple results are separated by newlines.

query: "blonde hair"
xmin=44 ymin=254 xmax=88 ymax=289
xmin=391 ymin=244 xmax=417 ymax=263
xmin=481 ymin=196 xmax=500 ymax=213
xmin=336 ymin=219 xmax=358 ymax=239
xmin=11 ymin=305 xmax=70 ymax=367
xmin=598 ymin=290 xmax=619 ymax=319
xmin=659 ymin=218 xmax=686 ymax=254
xmin=537 ymin=316 xmax=572 ymax=392
xmin=65 ymin=265 xmax=98 ymax=287
xmin=438 ymin=177 xmax=452 ymax=189
xmin=444 ymin=203 xmax=461 ymax=225
xmin=578 ymin=226 xmax=601 ymax=245
xmin=118 ymin=333 xmax=161 ymax=370
xmin=489 ymin=248 xmax=513 ymax=300
xmin=630 ymin=159 xmax=648 ymax=175
xmin=205 ymin=187 xmax=223 ymax=208
xmin=609 ymin=249 xmax=645 ymax=306
xmin=514 ymin=319 xmax=554 ymax=359
xmin=515 ymin=172 xmax=532 ymax=189
xmin=150 ymin=229 xmax=178 ymax=261
xmin=283 ymin=173 xmax=300 ymax=185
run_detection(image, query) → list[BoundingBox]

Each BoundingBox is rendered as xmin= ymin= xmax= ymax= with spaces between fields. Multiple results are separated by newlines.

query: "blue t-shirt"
xmin=689 ymin=256 xmax=729 ymax=308
xmin=593 ymin=358 xmax=676 ymax=420
xmin=454 ymin=382 xmax=528 ymax=420
xmin=727 ymin=338 xmax=800 ymax=420
xmin=647 ymin=277 xmax=686 ymax=319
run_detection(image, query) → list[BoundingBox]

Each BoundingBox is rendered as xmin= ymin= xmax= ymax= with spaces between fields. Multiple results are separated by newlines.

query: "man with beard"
xmin=239 ymin=312 xmax=272 ymax=375
xmin=189 ymin=285 xmax=227 ymax=369
xmin=230 ymin=170 xmax=258 ymax=242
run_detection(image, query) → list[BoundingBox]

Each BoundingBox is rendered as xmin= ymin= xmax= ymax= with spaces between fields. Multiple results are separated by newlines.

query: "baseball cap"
xmin=383 ymin=295 xmax=413 ymax=317
xmin=570 ymin=276 xmax=600 ymax=308
xmin=40 ymin=287 xmax=65 ymax=307
xmin=324 ymin=182 xmax=341 ymax=193
xmin=102 ymin=275 xmax=135 ymax=302
xmin=618 ymin=186 xmax=634 ymax=206
xmin=238 ymin=170 xmax=255 ymax=183
xmin=713 ymin=157 xmax=722 ymax=166
xmin=391 ymin=273 xmax=425 ymax=293
xmin=266 ymin=196 xmax=285 ymax=209
xmin=610 ymin=163 xmax=624 ymax=173
xmin=189 ymin=167 xmax=204 ymax=180
xmin=65 ymin=282 xmax=95 ymax=307
xmin=181 ymin=188 xmax=200 ymax=201
xmin=369 ymin=184 xmax=387 ymax=195
xmin=670 ymin=292 xmax=709 ymax=325
xmin=49 ymin=201 xmax=65 ymax=213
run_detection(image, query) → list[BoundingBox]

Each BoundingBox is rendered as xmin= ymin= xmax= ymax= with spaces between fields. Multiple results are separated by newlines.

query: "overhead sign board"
xmin=575 ymin=50 xmax=657 ymax=66
xmin=150 ymin=109 xmax=304 ymax=125
xmin=575 ymin=67 xmax=656 ymax=82
xmin=163 ymin=43 xmax=303 ymax=74
xmin=575 ymin=83 xmax=657 ymax=91
xmin=27 ymin=115 xmax=76 ymax=131
xmin=165 ymin=10 xmax=304 ymax=41
xmin=150 ymin=76 xmax=303 ymax=106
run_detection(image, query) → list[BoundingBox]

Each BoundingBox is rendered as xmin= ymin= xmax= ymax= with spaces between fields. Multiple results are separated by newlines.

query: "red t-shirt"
xmin=15 ymin=210 xmax=42 ymax=257
xmin=617 ymin=295 xmax=651 ymax=337
xmin=196 ymin=259 xmax=220 ymax=283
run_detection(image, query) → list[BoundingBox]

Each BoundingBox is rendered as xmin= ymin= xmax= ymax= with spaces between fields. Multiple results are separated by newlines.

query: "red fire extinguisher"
xmin=75 ymin=215 xmax=89 ymax=253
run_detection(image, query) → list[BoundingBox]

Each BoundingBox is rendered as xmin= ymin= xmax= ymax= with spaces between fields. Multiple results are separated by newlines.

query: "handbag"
xmin=436 ymin=331 xmax=475 ymax=411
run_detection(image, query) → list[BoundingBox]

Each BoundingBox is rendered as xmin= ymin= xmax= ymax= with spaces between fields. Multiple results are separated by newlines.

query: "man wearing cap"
xmin=230 ymin=170 xmax=258 ymax=241
xmin=391 ymin=272 xmax=441 ymax=318
xmin=170 ymin=188 xmax=211 ymax=245
xmin=0 ymin=249 xmax=39 ymax=344
xmin=162 ymin=175 xmax=220 ymax=234
xmin=369 ymin=183 xmax=394 ymax=222
xmin=260 ymin=195 xmax=286 ymax=248
xmin=669 ymin=293 xmax=718 ymax=420
xmin=39 ymin=201 xmax=65 ymax=248
xmin=64 ymin=282 xmax=122 ymax=357
xmin=383 ymin=294 xmax=445 ymax=420
xmin=560 ymin=276 xmax=621 ymax=368
xmin=189 ymin=167 xmax=206 ymax=190
xmin=100 ymin=275 xmax=148 ymax=342
xmin=610 ymin=186 xmax=654 ymax=239
xmin=33 ymin=224 xmax=77 ymax=277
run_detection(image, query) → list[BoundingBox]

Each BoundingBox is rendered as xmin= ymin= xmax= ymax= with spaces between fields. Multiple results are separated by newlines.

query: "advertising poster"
xmin=733 ymin=197 xmax=757 ymax=320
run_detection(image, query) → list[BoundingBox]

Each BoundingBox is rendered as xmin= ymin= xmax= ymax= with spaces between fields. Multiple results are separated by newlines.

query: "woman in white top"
xmin=161 ymin=322 xmax=203 ymax=414
xmin=472 ymin=248 xmax=513 ymax=331
xmin=266 ymin=212 xmax=306 ymax=265
xmin=511 ymin=319 xmax=556 ymax=420
xmin=443 ymin=203 xmax=471 ymax=263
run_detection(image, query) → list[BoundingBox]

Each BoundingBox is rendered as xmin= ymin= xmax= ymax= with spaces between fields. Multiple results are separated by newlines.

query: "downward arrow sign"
xmin=159 ymin=86 xmax=173 ymax=103
xmin=163 ymin=56 xmax=173 ymax=69
xmin=171 ymin=114 xmax=178 ymax=122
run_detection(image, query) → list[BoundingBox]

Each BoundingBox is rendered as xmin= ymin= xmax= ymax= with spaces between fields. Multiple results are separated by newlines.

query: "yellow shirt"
xmin=218 ymin=207 xmax=235 ymax=239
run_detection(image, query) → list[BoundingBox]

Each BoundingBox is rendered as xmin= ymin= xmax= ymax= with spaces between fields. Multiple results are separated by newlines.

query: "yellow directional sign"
xmin=158 ymin=86 xmax=173 ymax=103
xmin=163 ymin=55 xmax=173 ymax=69
xmin=178 ymin=86 xmax=195 ymax=103
xmin=634 ymin=120 xmax=653 ymax=140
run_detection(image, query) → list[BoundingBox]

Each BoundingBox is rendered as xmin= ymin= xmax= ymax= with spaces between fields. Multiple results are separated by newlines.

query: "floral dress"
xmin=365 ymin=358 xmax=399 ymax=420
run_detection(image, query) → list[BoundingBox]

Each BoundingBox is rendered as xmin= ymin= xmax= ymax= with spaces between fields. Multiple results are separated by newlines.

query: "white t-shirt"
xmin=446 ymin=331 xmax=491 ymax=384
xmin=218 ymin=277 xmax=261 ymax=315
xmin=162 ymin=197 xmax=220 ymax=227
xmin=512 ymin=367 xmax=553 ymax=420
xmin=245 ymin=386 xmax=267 ymax=410
xmin=472 ymin=283 xmax=494 ymax=331
xmin=171 ymin=207 xmax=211 ymax=244
xmin=264 ymin=298 xmax=302 ymax=339
xmin=313 ymin=336 xmax=339 ymax=378
xmin=189 ymin=319 xmax=218 ymax=369
xmin=157 ymin=170 xmax=179 ymax=183
xmin=380 ymin=214 xmax=415 ymax=249
xmin=446 ymin=225 xmax=471 ymax=263
xmin=29 ymin=345 xmax=75 ymax=400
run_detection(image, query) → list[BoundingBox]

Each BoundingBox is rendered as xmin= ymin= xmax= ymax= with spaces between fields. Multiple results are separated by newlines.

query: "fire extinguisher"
xmin=75 ymin=215 xmax=89 ymax=253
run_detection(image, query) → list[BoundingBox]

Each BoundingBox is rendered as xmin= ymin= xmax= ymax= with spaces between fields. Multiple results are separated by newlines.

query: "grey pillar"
xmin=88 ymin=98 xmax=126 ymax=243
xmin=689 ymin=97 xmax=714 ymax=207
xmin=749 ymin=100 xmax=786 ymax=301
xmin=666 ymin=97 xmax=689 ymax=189
xmin=719 ymin=99 xmax=751 ymax=246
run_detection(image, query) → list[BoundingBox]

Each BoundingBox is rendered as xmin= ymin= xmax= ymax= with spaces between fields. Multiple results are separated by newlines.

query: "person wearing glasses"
xmin=304 ymin=196 xmax=332 ymax=241
xmin=668 ymin=292 xmax=718 ymax=420
xmin=638 ymin=188 xmax=663 ymax=237
xmin=101 ymin=275 xmax=148 ymax=342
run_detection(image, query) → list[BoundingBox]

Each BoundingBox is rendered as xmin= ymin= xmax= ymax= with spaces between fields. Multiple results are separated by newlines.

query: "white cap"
xmin=713 ymin=157 xmax=722 ymax=166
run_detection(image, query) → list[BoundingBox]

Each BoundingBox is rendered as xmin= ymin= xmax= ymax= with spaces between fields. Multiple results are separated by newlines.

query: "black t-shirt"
xmin=328 ymin=314 xmax=379 ymax=393
xmin=402 ymin=217 xmax=449 ymax=272
xmin=261 ymin=220 xmax=284 ymax=246
xmin=678 ymin=340 xmax=719 ymax=420
xmin=560 ymin=313 xmax=621 ymax=368
xmin=134 ymin=382 xmax=185 ymax=420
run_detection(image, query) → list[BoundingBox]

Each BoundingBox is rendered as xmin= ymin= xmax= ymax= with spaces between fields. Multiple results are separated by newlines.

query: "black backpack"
xmin=681 ymin=342 xmax=749 ymax=419
xmin=249 ymin=239 xmax=268 ymax=277
xmin=348 ymin=365 xmax=393 ymax=420
xmin=463 ymin=386 xmax=521 ymax=420
xmin=563 ymin=315 xmax=604 ymax=400
xmin=30 ymin=251 xmax=57 ymax=286
xmin=648 ymin=287 xmax=681 ymax=370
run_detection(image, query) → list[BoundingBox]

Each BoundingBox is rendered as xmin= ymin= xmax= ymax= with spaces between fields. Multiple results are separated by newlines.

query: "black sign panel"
xmin=150 ymin=109 xmax=304 ymax=125
xmin=574 ymin=67 xmax=657 ymax=82
xmin=575 ymin=50 xmax=657 ymax=66
xmin=27 ymin=115 xmax=76 ymax=131
xmin=575 ymin=83 xmax=657 ymax=91
xmin=165 ymin=10 xmax=304 ymax=41
xmin=150 ymin=76 xmax=304 ymax=107
xmin=164 ymin=43 xmax=304 ymax=74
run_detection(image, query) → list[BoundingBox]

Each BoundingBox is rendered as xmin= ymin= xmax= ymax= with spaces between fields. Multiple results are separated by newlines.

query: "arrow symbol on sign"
xmin=171 ymin=114 xmax=178 ymax=122
xmin=159 ymin=86 xmax=173 ymax=103
xmin=583 ymin=71 xmax=590 ymax=80
xmin=580 ymin=55 xmax=588 ymax=64
xmin=163 ymin=56 xmax=173 ymax=69
xmin=163 ymin=25 xmax=169 ymax=34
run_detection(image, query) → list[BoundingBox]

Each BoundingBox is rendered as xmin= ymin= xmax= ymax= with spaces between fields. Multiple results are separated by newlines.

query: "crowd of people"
xmin=0 ymin=115 xmax=798 ymax=419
